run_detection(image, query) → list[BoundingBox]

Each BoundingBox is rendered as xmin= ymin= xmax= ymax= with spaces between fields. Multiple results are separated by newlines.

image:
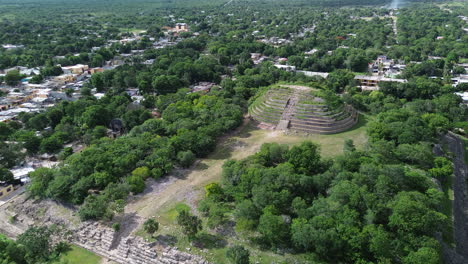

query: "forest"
xmin=0 ymin=0 xmax=466 ymax=263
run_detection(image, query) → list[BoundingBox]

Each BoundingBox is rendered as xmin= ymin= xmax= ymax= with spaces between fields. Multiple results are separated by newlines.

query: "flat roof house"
xmin=354 ymin=75 xmax=406 ymax=91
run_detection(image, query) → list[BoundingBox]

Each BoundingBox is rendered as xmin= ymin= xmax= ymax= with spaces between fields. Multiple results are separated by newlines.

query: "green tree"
xmin=29 ymin=74 xmax=43 ymax=84
xmin=132 ymin=167 xmax=151 ymax=180
xmin=0 ymin=123 xmax=13 ymax=140
xmin=403 ymin=247 xmax=439 ymax=264
xmin=0 ymin=142 xmax=22 ymax=168
xmin=27 ymin=168 xmax=54 ymax=197
xmin=17 ymin=226 xmax=51 ymax=263
xmin=5 ymin=70 xmax=21 ymax=86
xmin=15 ymin=131 xmax=41 ymax=154
xmin=388 ymin=192 xmax=446 ymax=235
xmin=90 ymin=72 xmax=105 ymax=92
xmin=343 ymin=139 xmax=356 ymax=153
xmin=226 ymin=245 xmax=250 ymax=264
xmin=40 ymin=134 xmax=63 ymax=153
xmin=81 ymin=105 xmax=110 ymax=128
xmin=176 ymin=210 xmax=202 ymax=240
xmin=177 ymin=150 xmax=196 ymax=168
xmin=143 ymin=218 xmax=159 ymax=237
xmin=0 ymin=168 xmax=14 ymax=183
xmin=126 ymin=174 xmax=145 ymax=194
xmin=204 ymin=183 xmax=224 ymax=201
xmin=429 ymin=157 xmax=453 ymax=181
xmin=258 ymin=206 xmax=289 ymax=247
xmin=286 ymin=142 xmax=324 ymax=175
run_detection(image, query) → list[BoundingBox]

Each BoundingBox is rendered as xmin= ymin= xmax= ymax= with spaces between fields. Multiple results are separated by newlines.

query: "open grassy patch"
xmin=58 ymin=245 xmax=101 ymax=264
xmin=162 ymin=203 xmax=191 ymax=223
xmin=440 ymin=172 xmax=455 ymax=246
xmin=241 ymin=114 xmax=369 ymax=157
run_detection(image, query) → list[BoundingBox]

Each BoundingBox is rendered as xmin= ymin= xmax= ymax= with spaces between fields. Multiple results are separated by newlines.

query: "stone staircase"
xmin=249 ymin=87 xmax=358 ymax=134
xmin=73 ymin=222 xmax=209 ymax=264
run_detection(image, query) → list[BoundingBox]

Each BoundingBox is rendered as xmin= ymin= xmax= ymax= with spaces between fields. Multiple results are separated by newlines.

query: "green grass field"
xmin=58 ymin=245 xmax=101 ymax=264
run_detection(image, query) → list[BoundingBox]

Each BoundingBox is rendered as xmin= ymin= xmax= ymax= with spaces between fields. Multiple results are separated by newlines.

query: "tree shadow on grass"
xmin=194 ymin=162 xmax=209 ymax=171
xmin=343 ymin=113 xmax=368 ymax=133
xmin=192 ymin=232 xmax=227 ymax=249
xmin=210 ymin=139 xmax=236 ymax=160
xmin=238 ymin=121 xmax=260 ymax=139
xmin=155 ymin=234 xmax=178 ymax=247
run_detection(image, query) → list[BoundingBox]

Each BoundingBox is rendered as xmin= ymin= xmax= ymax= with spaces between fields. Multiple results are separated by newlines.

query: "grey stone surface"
xmin=72 ymin=222 xmax=209 ymax=264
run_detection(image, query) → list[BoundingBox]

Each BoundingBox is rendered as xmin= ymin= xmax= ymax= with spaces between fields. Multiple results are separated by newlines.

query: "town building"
xmin=368 ymin=55 xmax=405 ymax=77
xmin=451 ymin=74 xmax=468 ymax=87
xmin=297 ymin=71 xmax=329 ymax=78
xmin=175 ymin=23 xmax=189 ymax=32
xmin=274 ymin=64 xmax=296 ymax=72
xmin=190 ymin=82 xmax=215 ymax=93
xmin=2 ymin=44 xmax=24 ymax=50
xmin=354 ymin=75 xmax=407 ymax=90
xmin=54 ymin=74 xmax=78 ymax=84
xmin=61 ymin=64 xmax=89 ymax=75
xmin=455 ymin=91 xmax=468 ymax=105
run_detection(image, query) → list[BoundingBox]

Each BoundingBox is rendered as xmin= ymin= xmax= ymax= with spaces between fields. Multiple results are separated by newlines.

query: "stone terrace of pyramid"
xmin=249 ymin=86 xmax=358 ymax=134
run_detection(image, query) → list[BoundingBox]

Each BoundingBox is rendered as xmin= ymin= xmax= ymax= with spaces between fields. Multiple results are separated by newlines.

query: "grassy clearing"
xmin=57 ymin=245 xmax=101 ymax=264
xmin=440 ymin=172 xmax=455 ymax=246
xmin=143 ymin=203 xmax=311 ymax=264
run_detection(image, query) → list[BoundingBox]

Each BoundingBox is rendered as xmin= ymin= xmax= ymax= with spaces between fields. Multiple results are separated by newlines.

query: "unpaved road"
xmin=125 ymin=118 xmax=280 ymax=220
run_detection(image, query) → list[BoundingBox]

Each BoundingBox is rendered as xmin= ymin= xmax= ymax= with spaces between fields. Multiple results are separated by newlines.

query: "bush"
xmin=226 ymin=245 xmax=250 ymax=264
xmin=177 ymin=150 xmax=196 ymax=168
xmin=143 ymin=218 xmax=159 ymax=236
xmin=126 ymin=174 xmax=146 ymax=194
xmin=176 ymin=210 xmax=202 ymax=240
xmin=58 ymin=147 xmax=73 ymax=160
xmin=112 ymin=223 xmax=121 ymax=232
xmin=132 ymin=166 xmax=151 ymax=180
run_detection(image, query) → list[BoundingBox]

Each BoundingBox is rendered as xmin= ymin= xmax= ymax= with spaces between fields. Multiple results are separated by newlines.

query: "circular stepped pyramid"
xmin=249 ymin=86 xmax=358 ymax=134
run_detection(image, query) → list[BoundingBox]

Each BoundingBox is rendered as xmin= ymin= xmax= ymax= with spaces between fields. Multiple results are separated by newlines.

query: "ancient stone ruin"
xmin=73 ymin=222 xmax=208 ymax=264
xmin=1 ymin=196 xmax=209 ymax=264
xmin=249 ymin=86 xmax=358 ymax=134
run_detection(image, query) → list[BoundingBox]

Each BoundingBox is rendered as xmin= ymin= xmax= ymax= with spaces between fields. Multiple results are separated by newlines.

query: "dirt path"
xmin=125 ymin=118 xmax=282 ymax=222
